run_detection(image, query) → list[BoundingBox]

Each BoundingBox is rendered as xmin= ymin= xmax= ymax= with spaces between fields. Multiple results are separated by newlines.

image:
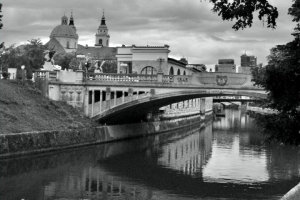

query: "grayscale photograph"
xmin=0 ymin=0 xmax=299 ymax=199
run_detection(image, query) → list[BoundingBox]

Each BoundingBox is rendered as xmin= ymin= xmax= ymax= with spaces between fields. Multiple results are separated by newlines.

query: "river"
xmin=0 ymin=108 xmax=299 ymax=200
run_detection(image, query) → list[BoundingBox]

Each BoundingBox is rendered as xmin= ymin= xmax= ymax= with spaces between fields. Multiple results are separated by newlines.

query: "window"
xmin=66 ymin=41 xmax=70 ymax=49
xmin=99 ymin=39 xmax=102 ymax=45
xmin=169 ymin=67 xmax=174 ymax=75
xmin=177 ymin=69 xmax=181 ymax=75
xmin=183 ymin=71 xmax=186 ymax=75
xmin=141 ymin=66 xmax=157 ymax=75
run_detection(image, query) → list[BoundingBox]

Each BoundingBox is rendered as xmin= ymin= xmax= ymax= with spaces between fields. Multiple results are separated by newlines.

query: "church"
xmin=46 ymin=12 xmax=116 ymax=62
xmin=46 ymin=12 xmax=195 ymax=76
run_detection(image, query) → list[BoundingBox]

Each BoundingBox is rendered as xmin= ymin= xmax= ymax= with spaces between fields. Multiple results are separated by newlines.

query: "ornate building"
xmin=46 ymin=13 xmax=79 ymax=53
xmin=95 ymin=12 xmax=110 ymax=47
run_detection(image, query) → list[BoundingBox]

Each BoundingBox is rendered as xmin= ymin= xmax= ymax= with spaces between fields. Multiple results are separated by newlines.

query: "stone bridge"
xmin=36 ymin=70 xmax=266 ymax=123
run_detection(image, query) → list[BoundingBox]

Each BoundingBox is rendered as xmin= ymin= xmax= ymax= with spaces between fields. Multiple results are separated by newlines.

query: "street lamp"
xmin=157 ymin=57 xmax=165 ymax=74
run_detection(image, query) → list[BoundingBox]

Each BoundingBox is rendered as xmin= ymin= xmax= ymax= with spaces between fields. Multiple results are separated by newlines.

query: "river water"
xmin=0 ymin=109 xmax=300 ymax=200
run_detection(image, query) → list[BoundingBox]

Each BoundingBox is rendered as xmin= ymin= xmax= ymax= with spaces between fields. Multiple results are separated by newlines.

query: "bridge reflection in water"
xmin=1 ymin=110 xmax=300 ymax=200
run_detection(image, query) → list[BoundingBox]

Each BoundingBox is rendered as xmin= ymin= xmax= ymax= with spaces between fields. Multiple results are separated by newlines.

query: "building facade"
xmin=95 ymin=12 xmax=110 ymax=47
xmin=116 ymin=45 xmax=193 ymax=75
xmin=239 ymin=53 xmax=257 ymax=74
xmin=215 ymin=59 xmax=236 ymax=73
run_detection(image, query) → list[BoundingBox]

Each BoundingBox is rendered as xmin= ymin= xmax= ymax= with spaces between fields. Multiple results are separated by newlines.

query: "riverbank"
xmin=0 ymin=113 xmax=212 ymax=158
xmin=0 ymin=80 xmax=97 ymax=134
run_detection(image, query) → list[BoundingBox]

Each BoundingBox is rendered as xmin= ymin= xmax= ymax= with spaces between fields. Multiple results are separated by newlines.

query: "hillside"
xmin=0 ymin=80 xmax=96 ymax=134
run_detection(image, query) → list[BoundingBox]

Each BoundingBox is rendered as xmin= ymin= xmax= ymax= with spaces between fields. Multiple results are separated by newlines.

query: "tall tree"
xmin=0 ymin=3 xmax=4 ymax=49
xmin=24 ymin=39 xmax=45 ymax=70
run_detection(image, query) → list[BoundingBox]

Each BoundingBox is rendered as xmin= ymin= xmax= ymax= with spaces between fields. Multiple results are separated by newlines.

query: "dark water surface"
xmin=1 ymin=109 xmax=300 ymax=200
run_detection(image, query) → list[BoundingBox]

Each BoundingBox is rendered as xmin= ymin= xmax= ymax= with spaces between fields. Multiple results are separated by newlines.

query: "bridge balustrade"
xmin=34 ymin=70 xmax=58 ymax=81
xmin=88 ymin=73 xmax=158 ymax=82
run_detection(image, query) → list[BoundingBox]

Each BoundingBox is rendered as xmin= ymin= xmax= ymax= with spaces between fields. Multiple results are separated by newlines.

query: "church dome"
xmin=50 ymin=24 xmax=78 ymax=39
xmin=50 ymin=15 xmax=78 ymax=39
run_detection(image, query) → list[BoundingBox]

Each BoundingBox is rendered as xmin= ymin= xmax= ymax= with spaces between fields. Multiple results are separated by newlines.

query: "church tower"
xmin=95 ymin=11 xmax=110 ymax=47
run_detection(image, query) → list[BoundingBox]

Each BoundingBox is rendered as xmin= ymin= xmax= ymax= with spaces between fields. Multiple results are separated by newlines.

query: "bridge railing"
xmin=34 ymin=70 xmax=58 ymax=81
xmin=87 ymin=73 xmax=158 ymax=82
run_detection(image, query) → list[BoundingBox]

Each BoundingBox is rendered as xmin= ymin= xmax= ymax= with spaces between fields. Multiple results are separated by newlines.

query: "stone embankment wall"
xmin=281 ymin=183 xmax=300 ymax=200
xmin=0 ymin=114 xmax=211 ymax=158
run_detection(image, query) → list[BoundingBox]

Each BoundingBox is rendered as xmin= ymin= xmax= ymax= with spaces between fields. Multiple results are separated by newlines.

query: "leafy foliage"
xmin=53 ymin=52 xmax=75 ymax=70
xmin=0 ymin=3 xmax=3 ymax=49
xmin=254 ymin=112 xmax=300 ymax=145
xmin=24 ymin=39 xmax=46 ymax=70
xmin=210 ymin=0 xmax=278 ymax=30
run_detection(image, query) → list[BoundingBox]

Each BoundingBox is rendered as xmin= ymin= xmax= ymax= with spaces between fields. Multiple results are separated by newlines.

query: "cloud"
xmin=0 ymin=0 xmax=295 ymax=65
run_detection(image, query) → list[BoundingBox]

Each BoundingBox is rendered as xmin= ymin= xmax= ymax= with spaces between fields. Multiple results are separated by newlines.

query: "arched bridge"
xmin=43 ymin=71 xmax=266 ymax=124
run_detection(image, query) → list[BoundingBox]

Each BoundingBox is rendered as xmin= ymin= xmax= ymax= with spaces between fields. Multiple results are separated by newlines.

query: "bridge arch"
xmin=169 ymin=67 xmax=174 ymax=75
xmin=177 ymin=69 xmax=181 ymax=75
xmin=93 ymin=89 xmax=267 ymax=124
xmin=141 ymin=66 xmax=157 ymax=75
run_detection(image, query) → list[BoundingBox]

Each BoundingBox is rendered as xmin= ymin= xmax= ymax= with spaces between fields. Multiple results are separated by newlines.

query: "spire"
xmin=69 ymin=11 xmax=74 ymax=26
xmin=61 ymin=14 xmax=68 ymax=25
xmin=101 ymin=9 xmax=106 ymax=26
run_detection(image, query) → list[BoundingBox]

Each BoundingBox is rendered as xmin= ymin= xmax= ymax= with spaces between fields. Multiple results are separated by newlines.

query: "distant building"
xmin=46 ymin=12 xmax=117 ymax=71
xmin=215 ymin=59 xmax=236 ymax=73
xmin=95 ymin=12 xmax=110 ymax=47
xmin=239 ymin=53 xmax=257 ymax=74
xmin=46 ymin=14 xmax=79 ymax=53
xmin=116 ymin=45 xmax=193 ymax=75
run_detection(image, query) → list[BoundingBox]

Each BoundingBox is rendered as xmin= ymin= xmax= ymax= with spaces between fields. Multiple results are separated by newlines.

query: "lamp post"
xmin=21 ymin=65 xmax=25 ymax=83
xmin=157 ymin=57 xmax=165 ymax=74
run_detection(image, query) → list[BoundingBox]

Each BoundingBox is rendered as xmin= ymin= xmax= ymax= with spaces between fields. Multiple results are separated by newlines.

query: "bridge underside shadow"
xmin=93 ymin=90 xmax=266 ymax=125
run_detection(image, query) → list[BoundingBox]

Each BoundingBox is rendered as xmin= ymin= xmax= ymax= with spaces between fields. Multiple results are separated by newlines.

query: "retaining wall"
xmin=0 ymin=114 xmax=210 ymax=158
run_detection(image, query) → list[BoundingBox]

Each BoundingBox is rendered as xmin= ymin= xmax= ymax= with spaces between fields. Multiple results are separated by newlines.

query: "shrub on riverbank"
xmin=253 ymin=112 xmax=300 ymax=145
xmin=0 ymin=80 xmax=96 ymax=134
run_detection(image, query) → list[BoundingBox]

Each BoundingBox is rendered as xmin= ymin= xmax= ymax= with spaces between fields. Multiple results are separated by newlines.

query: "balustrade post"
xmin=84 ymin=89 xmax=89 ymax=116
xmin=128 ymin=88 xmax=133 ymax=101
xmin=99 ymin=90 xmax=102 ymax=113
xmin=114 ymin=90 xmax=117 ymax=106
xmin=122 ymin=91 xmax=125 ymax=103
xmin=91 ymin=89 xmax=95 ymax=117
xmin=106 ymin=87 xmax=111 ymax=110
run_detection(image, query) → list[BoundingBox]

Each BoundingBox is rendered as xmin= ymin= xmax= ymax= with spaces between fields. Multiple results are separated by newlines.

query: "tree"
xmin=0 ymin=3 xmax=4 ymax=49
xmin=24 ymin=39 xmax=46 ymax=70
xmin=209 ymin=0 xmax=279 ymax=30
xmin=53 ymin=52 xmax=75 ymax=70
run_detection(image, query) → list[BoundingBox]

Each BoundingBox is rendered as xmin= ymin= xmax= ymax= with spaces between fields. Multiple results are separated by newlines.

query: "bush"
xmin=2 ymin=71 xmax=10 ymax=79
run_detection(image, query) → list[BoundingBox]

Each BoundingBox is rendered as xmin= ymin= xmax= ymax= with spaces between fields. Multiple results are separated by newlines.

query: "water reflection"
xmin=0 ymin=110 xmax=300 ymax=200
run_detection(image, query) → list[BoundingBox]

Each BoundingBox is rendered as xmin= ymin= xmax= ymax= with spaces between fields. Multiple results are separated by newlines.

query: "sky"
xmin=0 ymin=0 xmax=296 ymax=69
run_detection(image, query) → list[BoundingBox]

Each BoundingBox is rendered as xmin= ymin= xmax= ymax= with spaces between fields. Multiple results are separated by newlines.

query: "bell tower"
xmin=95 ymin=10 xmax=110 ymax=47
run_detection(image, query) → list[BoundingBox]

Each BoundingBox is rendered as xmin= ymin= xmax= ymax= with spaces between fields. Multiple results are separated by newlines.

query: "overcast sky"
xmin=0 ymin=0 xmax=295 ymax=68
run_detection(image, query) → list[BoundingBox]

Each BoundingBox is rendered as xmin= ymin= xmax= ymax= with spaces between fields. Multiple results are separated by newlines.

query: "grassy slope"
xmin=0 ymin=80 xmax=96 ymax=134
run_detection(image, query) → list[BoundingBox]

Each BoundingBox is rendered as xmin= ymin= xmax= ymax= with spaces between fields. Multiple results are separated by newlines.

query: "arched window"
xmin=183 ymin=71 xmax=186 ymax=75
xmin=177 ymin=69 xmax=181 ymax=75
xmin=141 ymin=66 xmax=157 ymax=75
xmin=169 ymin=67 xmax=174 ymax=75
xmin=99 ymin=39 xmax=103 ymax=45
xmin=66 ymin=41 xmax=70 ymax=49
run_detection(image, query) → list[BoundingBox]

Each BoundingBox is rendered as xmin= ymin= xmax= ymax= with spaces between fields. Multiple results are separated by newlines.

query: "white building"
xmin=116 ymin=45 xmax=193 ymax=75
